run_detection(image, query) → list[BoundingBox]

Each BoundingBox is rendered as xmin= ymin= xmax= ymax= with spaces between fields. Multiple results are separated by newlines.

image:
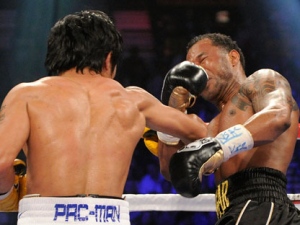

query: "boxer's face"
xmin=186 ymin=39 xmax=234 ymax=103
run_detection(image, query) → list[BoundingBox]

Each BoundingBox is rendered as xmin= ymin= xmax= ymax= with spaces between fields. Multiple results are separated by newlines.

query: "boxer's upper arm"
xmin=241 ymin=70 xmax=297 ymax=144
xmin=244 ymin=70 xmax=294 ymax=113
xmin=0 ymin=84 xmax=30 ymax=165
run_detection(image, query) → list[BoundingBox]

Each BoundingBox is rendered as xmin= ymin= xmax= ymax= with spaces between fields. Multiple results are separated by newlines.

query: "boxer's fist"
xmin=169 ymin=138 xmax=223 ymax=198
xmin=169 ymin=125 xmax=254 ymax=198
xmin=161 ymin=61 xmax=208 ymax=111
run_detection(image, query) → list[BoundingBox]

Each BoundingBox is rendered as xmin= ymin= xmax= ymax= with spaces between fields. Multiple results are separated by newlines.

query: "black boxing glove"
xmin=160 ymin=61 xmax=208 ymax=109
xmin=169 ymin=137 xmax=222 ymax=198
xmin=169 ymin=125 xmax=254 ymax=198
xmin=157 ymin=61 xmax=208 ymax=145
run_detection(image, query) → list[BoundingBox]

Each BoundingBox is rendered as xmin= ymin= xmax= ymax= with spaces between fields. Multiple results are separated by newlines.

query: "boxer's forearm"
xmin=243 ymin=108 xmax=292 ymax=146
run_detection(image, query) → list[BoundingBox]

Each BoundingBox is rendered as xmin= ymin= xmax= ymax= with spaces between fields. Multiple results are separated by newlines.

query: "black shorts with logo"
xmin=215 ymin=167 xmax=300 ymax=225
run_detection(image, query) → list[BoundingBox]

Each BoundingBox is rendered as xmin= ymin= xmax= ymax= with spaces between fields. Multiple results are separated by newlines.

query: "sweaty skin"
xmin=0 ymin=66 xmax=207 ymax=197
xmin=159 ymin=38 xmax=299 ymax=184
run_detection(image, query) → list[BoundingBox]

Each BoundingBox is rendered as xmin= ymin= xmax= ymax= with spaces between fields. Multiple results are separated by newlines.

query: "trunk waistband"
xmin=18 ymin=196 xmax=130 ymax=225
xmin=24 ymin=194 xmax=124 ymax=199
xmin=215 ymin=167 xmax=292 ymax=218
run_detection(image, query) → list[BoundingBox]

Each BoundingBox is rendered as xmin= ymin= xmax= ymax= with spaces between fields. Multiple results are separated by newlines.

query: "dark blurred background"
xmin=1 ymin=0 xmax=300 ymax=224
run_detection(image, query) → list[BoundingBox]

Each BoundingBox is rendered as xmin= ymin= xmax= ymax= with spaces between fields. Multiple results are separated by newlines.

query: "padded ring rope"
xmin=123 ymin=193 xmax=300 ymax=212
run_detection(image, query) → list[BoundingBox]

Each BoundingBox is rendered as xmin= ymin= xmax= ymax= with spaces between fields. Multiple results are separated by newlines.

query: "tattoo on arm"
xmin=251 ymin=78 xmax=276 ymax=111
xmin=282 ymin=79 xmax=299 ymax=111
xmin=239 ymin=74 xmax=299 ymax=112
xmin=277 ymin=77 xmax=299 ymax=111
xmin=291 ymin=99 xmax=299 ymax=111
xmin=231 ymin=95 xmax=251 ymax=111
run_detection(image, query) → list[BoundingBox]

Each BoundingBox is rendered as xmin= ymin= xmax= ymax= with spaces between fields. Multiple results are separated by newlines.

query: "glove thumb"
xmin=198 ymin=150 xmax=224 ymax=181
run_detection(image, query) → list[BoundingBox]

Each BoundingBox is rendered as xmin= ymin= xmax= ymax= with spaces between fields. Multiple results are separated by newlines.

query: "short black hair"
xmin=187 ymin=33 xmax=245 ymax=71
xmin=45 ymin=10 xmax=123 ymax=75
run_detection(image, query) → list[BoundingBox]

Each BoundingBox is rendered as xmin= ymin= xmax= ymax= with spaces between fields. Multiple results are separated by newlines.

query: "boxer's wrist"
xmin=215 ymin=124 xmax=254 ymax=161
xmin=157 ymin=132 xmax=180 ymax=145
xmin=157 ymin=110 xmax=187 ymax=145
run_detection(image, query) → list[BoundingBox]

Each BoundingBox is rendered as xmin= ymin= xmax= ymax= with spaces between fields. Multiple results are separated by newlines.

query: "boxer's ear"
xmin=229 ymin=49 xmax=240 ymax=67
xmin=101 ymin=52 xmax=116 ymax=79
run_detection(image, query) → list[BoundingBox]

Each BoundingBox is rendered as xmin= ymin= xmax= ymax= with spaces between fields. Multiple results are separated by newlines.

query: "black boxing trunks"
xmin=18 ymin=194 xmax=130 ymax=225
xmin=215 ymin=167 xmax=300 ymax=225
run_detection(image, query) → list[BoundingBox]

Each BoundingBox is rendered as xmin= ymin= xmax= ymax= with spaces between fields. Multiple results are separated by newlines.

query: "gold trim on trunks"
xmin=215 ymin=180 xmax=230 ymax=218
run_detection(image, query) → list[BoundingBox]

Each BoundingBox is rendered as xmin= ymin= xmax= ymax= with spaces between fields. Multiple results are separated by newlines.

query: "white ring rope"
xmin=123 ymin=194 xmax=300 ymax=212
